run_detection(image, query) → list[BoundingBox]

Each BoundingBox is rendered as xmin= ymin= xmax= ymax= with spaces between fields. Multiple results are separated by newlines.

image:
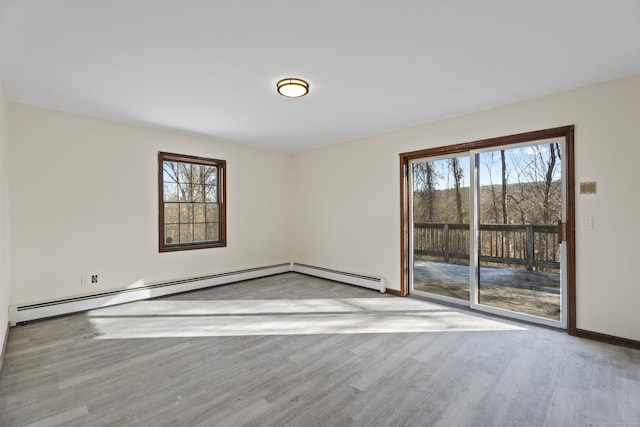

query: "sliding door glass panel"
xmin=476 ymin=143 xmax=562 ymax=320
xmin=411 ymin=156 xmax=470 ymax=301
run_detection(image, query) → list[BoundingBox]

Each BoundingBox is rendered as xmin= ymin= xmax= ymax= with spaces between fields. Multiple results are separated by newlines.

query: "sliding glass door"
xmin=408 ymin=131 xmax=570 ymax=328
xmin=471 ymin=140 xmax=565 ymax=326
xmin=410 ymin=155 xmax=471 ymax=304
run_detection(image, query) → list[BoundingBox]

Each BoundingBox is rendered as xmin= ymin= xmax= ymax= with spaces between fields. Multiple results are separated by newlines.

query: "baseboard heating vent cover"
xmin=9 ymin=263 xmax=291 ymax=325
xmin=291 ymin=263 xmax=386 ymax=293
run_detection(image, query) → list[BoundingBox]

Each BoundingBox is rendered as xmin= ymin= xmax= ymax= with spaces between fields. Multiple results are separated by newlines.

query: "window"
xmin=158 ymin=152 xmax=226 ymax=252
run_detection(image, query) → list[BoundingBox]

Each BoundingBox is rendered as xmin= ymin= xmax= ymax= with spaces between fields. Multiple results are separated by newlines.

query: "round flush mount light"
xmin=277 ymin=78 xmax=309 ymax=98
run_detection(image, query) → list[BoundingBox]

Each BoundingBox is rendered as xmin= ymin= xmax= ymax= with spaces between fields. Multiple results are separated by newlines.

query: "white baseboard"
xmin=9 ymin=263 xmax=290 ymax=325
xmin=9 ymin=262 xmax=387 ymax=325
xmin=291 ymin=263 xmax=386 ymax=293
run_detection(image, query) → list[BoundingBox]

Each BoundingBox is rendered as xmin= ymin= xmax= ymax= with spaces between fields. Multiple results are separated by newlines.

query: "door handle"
xmin=557 ymin=219 xmax=566 ymax=244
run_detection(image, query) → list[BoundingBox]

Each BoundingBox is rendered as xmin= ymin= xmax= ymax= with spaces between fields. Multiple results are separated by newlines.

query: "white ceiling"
xmin=1 ymin=1 xmax=640 ymax=152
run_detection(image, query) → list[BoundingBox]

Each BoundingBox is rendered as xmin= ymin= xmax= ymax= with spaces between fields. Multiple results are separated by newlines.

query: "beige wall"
xmin=8 ymin=104 xmax=292 ymax=305
xmin=292 ymin=74 xmax=640 ymax=341
xmin=0 ymin=81 xmax=9 ymax=354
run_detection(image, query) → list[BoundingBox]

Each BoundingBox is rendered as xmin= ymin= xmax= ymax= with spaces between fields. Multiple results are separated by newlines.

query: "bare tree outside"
xmin=450 ymin=158 xmax=465 ymax=224
xmin=412 ymin=161 xmax=437 ymax=221
xmin=503 ymin=143 xmax=562 ymax=225
xmin=481 ymin=151 xmax=501 ymax=223
xmin=501 ymin=150 xmax=508 ymax=225
xmin=412 ymin=157 xmax=469 ymax=224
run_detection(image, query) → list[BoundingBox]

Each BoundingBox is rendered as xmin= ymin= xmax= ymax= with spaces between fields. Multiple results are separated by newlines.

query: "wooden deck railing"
xmin=414 ymin=222 xmax=560 ymax=270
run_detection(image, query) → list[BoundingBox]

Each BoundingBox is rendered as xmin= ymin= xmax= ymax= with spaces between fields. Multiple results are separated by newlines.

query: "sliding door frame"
xmin=400 ymin=126 xmax=576 ymax=333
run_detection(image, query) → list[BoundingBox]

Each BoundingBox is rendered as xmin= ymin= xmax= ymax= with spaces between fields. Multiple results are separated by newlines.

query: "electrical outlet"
xmin=82 ymin=274 xmax=98 ymax=285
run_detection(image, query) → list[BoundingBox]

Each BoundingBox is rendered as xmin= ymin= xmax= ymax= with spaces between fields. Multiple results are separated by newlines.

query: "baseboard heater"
xmin=9 ymin=263 xmax=290 ymax=326
xmin=291 ymin=263 xmax=386 ymax=293
xmin=9 ymin=262 xmax=386 ymax=325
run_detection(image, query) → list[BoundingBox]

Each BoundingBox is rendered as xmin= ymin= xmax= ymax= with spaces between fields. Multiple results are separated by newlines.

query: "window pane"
xmin=193 ymin=204 xmax=205 ymax=223
xmin=411 ymin=155 xmax=470 ymax=301
xmin=205 ymin=185 xmax=217 ymax=203
xmin=180 ymin=223 xmax=193 ymax=243
xmin=164 ymin=224 xmax=179 ymax=245
xmin=477 ymin=144 xmax=562 ymax=320
xmin=177 ymin=163 xmax=191 ymax=184
xmin=192 ymin=164 xmax=204 ymax=184
xmin=163 ymin=183 xmax=178 ymax=202
xmin=179 ymin=203 xmax=193 ymax=222
xmin=206 ymin=222 xmax=219 ymax=241
xmin=178 ymin=184 xmax=192 ymax=202
xmin=163 ymin=162 xmax=179 ymax=183
xmin=205 ymin=166 xmax=217 ymax=185
xmin=192 ymin=183 xmax=205 ymax=203
xmin=206 ymin=204 xmax=219 ymax=222
xmin=164 ymin=204 xmax=179 ymax=223
xmin=193 ymin=224 xmax=206 ymax=242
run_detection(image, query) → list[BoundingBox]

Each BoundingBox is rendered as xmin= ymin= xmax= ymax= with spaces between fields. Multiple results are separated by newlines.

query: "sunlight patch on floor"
xmin=86 ymin=297 xmax=526 ymax=339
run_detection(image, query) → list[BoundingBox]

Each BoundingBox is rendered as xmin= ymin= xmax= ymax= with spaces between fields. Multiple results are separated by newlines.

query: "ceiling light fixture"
xmin=277 ymin=78 xmax=309 ymax=98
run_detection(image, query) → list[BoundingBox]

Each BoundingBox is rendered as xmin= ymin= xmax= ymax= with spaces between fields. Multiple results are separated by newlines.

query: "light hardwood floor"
xmin=1 ymin=273 xmax=639 ymax=426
